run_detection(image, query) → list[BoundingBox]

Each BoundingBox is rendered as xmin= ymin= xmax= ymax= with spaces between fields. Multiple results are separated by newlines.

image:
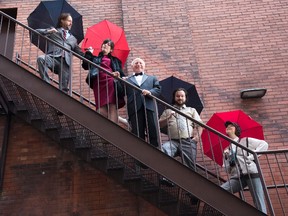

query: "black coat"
xmin=82 ymin=51 xmax=124 ymax=77
xmin=126 ymin=74 xmax=161 ymax=116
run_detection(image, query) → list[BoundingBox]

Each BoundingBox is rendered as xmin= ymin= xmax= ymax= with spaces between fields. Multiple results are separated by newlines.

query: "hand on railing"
xmin=112 ymin=71 xmax=120 ymax=78
xmin=141 ymin=89 xmax=152 ymax=96
xmin=84 ymin=46 xmax=94 ymax=53
xmin=46 ymin=27 xmax=57 ymax=34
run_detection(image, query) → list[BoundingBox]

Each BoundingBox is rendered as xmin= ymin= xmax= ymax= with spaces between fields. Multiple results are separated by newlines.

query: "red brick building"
xmin=1 ymin=0 xmax=288 ymax=215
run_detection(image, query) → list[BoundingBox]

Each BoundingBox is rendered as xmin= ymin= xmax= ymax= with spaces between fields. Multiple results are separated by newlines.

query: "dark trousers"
xmin=129 ymin=105 xmax=159 ymax=148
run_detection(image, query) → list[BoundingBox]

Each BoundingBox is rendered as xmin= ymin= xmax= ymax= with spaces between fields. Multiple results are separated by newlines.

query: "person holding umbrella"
xmin=36 ymin=13 xmax=84 ymax=93
xmin=159 ymin=88 xmax=203 ymax=171
xmin=221 ymin=121 xmax=268 ymax=214
xmin=82 ymin=39 xmax=125 ymax=123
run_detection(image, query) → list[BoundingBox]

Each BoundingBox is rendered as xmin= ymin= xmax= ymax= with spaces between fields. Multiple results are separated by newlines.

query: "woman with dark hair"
xmin=221 ymin=121 xmax=268 ymax=214
xmin=82 ymin=39 xmax=125 ymax=123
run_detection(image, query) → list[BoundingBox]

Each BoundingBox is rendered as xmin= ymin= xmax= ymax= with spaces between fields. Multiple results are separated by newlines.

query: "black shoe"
xmin=160 ymin=178 xmax=175 ymax=187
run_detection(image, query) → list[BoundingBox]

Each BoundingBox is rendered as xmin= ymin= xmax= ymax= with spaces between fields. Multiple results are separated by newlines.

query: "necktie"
xmin=62 ymin=30 xmax=67 ymax=40
xmin=134 ymin=72 xmax=143 ymax=76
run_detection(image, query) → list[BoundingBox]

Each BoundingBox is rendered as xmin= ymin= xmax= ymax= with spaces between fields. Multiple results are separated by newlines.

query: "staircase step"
xmin=107 ymin=167 xmax=125 ymax=182
xmin=201 ymin=204 xmax=224 ymax=216
xmin=30 ymin=118 xmax=43 ymax=130
xmin=159 ymin=203 xmax=178 ymax=216
xmin=15 ymin=103 xmax=27 ymax=111
xmin=158 ymin=188 xmax=179 ymax=204
xmin=90 ymin=147 xmax=109 ymax=171
xmin=60 ymin=137 xmax=90 ymax=152
xmin=90 ymin=147 xmax=108 ymax=160
xmin=45 ymin=128 xmax=60 ymax=142
xmin=28 ymin=110 xmax=42 ymax=120
xmin=58 ymin=127 xmax=76 ymax=139
xmin=107 ymin=158 xmax=124 ymax=169
xmin=91 ymin=158 xmax=108 ymax=172
xmin=73 ymin=137 xmax=91 ymax=149
xmin=123 ymin=178 xmax=142 ymax=194
xmin=16 ymin=109 xmax=30 ymax=121
xmin=123 ymin=170 xmax=142 ymax=182
xmin=44 ymin=123 xmax=60 ymax=131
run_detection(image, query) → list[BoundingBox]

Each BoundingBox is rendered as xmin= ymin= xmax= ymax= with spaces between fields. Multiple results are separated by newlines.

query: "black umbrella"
xmin=158 ymin=76 xmax=204 ymax=115
xmin=27 ymin=0 xmax=84 ymax=52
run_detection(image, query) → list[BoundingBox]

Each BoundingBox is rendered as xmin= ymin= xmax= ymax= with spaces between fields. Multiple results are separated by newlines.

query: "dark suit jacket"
xmin=126 ymin=74 xmax=161 ymax=116
xmin=36 ymin=28 xmax=83 ymax=66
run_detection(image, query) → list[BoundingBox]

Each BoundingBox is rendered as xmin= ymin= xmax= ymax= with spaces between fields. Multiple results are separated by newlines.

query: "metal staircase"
xmin=0 ymin=55 xmax=200 ymax=215
xmin=0 ymin=54 xmax=265 ymax=216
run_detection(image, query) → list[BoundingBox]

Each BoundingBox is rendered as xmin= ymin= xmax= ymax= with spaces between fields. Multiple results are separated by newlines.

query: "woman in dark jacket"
xmin=82 ymin=39 xmax=125 ymax=123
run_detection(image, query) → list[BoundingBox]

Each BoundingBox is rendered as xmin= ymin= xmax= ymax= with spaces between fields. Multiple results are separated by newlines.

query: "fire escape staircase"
xmin=0 ymin=55 xmax=265 ymax=215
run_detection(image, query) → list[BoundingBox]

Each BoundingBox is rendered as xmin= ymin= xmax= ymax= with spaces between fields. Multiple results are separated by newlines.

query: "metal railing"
xmin=1 ymin=10 xmax=288 ymax=215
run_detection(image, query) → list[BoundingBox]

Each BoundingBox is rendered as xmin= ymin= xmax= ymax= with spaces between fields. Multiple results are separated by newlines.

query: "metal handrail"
xmin=2 ymin=9 xmax=285 ymax=215
xmin=0 ymin=7 xmax=270 ymax=179
xmin=0 ymin=11 xmax=265 ymax=149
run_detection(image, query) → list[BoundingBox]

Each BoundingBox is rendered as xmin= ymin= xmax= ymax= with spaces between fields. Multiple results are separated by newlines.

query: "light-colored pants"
xmin=37 ymin=55 xmax=70 ymax=92
xmin=162 ymin=138 xmax=197 ymax=171
xmin=221 ymin=175 xmax=267 ymax=214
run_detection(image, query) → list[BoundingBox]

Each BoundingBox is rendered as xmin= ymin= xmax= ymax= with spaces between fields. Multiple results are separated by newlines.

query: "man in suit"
xmin=126 ymin=58 xmax=161 ymax=148
xmin=36 ymin=13 xmax=83 ymax=93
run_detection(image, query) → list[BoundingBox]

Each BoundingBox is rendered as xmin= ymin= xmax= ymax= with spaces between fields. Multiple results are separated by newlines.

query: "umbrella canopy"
xmin=81 ymin=19 xmax=130 ymax=66
xmin=27 ymin=0 xmax=84 ymax=52
xmin=158 ymin=76 xmax=203 ymax=115
xmin=201 ymin=109 xmax=264 ymax=166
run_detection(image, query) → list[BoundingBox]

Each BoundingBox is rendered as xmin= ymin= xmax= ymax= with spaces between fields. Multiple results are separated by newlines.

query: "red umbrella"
xmin=201 ymin=110 xmax=264 ymax=166
xmin=81 ymin=19 xmax=130 ymax=66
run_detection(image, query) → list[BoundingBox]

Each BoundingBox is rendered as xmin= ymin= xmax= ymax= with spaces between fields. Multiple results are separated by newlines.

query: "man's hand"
xmin=47 ymin=27 xmax=57 ymax=34
xmin=168 ymin=111 xmax=176 ymax=119
xmin=192 ymin=136 xmax=199 ymax=143
xmin=223 ymin=148 xmax=230 ymax=159
xmin=112 ymin=71 xmax=120 ymax=77
xmin=142 ymin=89 xmax=151 ymax=96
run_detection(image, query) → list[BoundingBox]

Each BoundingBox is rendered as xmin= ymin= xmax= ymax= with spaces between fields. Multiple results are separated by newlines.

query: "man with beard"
xmin=36 ymin=13 xmax=83 ymax=93
xmin=159 ymin=88 xmax=203 ymax=171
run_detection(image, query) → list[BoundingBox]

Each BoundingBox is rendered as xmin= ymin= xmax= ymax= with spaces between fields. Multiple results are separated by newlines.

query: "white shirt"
xmin=133 ymin=72 xmax=144 ymax=86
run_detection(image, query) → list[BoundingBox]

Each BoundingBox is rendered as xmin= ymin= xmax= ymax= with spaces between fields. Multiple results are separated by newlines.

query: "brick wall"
xmin=0 ymin=115 xmax=166 ymax=215
xmin=1 ymin=0 xmax=288 ymax=146
xmin=1 ymin=0 xmax=288 ymax=214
